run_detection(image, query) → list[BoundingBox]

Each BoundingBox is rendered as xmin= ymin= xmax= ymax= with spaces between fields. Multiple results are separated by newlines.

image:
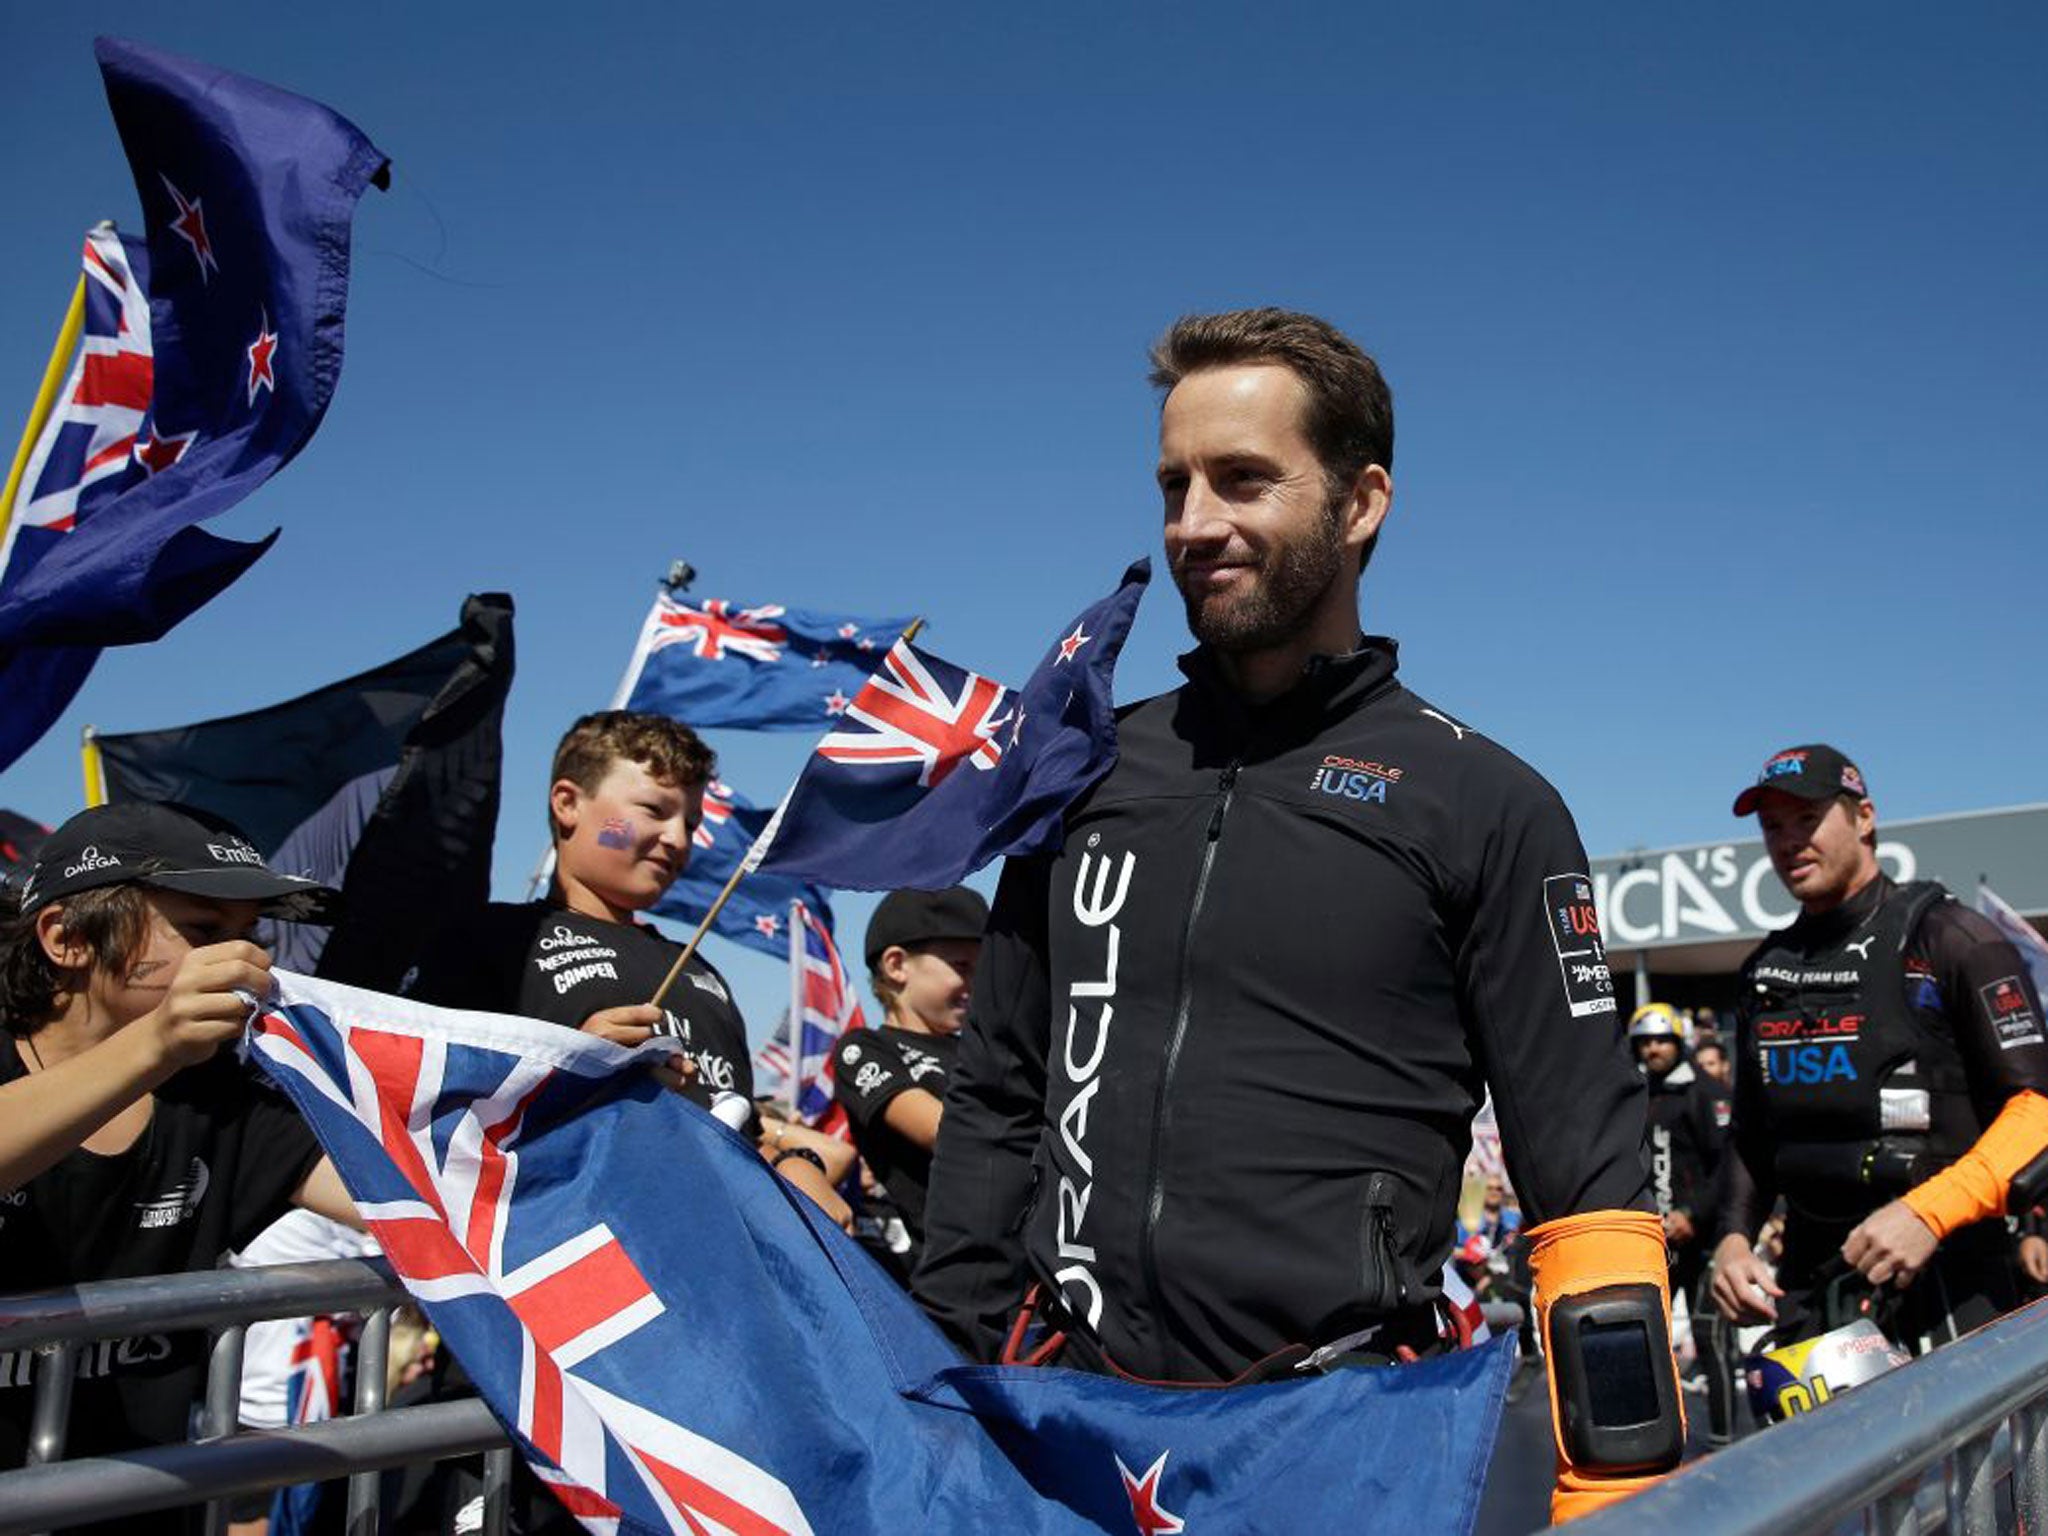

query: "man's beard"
xmin=1174 ymin=503 xmax=1349 ymax=654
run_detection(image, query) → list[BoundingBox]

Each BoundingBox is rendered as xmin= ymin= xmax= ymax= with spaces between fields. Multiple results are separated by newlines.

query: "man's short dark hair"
xmin=0 ymin=885 xmax=152 ymax=1035
xmin=1148 ymin=306 xmax=1394 ymax=526
xmin=547 ymin=711 xmax=716 ymax=842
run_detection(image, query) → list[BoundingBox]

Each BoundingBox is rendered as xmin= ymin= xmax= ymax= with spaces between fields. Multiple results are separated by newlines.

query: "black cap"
xmin=18 ymin=802 xmax=340 ymax=922
xmin=1731 ymin=744 xmax=1870 ymax=817
xmin=863 ymin=886 xmax=990 ymax=968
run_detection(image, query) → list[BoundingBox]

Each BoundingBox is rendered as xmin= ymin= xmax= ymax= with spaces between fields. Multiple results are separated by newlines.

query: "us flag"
xmin=249 ymin=969 xmax=1515 ymax=1536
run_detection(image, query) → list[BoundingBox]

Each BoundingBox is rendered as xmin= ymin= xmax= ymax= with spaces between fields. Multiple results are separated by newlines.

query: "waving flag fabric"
xmin=753 ymin=902 xmax=862 ymax=1132
xmin=0 ymin=37 xmax=387 ymax=771
xmin=97 ymin=594 xmax=513 ymax=990
xmin=251 ymin=970 xmax=1513 ymax=1536
xmin=621 ymin=593 xmax=912 ymax=731
xmin=748 ymin=561 xmax=1149 ymax=891
xmin=649 ymin=776 xmax=831 ymax=958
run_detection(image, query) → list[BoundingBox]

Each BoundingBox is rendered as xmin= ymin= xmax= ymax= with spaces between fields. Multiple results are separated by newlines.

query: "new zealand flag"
xmin=0 ymin=37 xmax=388 ymax=771
xmin=648 ymin=776 xmax=832 ymax=958
xmin=621 ymin=594 xmax=912 ymax=732
xmin=747 ymin=561 xmax=1149 ymax=891
xmin=251 ymin=970 xmax=1513 ymax=1536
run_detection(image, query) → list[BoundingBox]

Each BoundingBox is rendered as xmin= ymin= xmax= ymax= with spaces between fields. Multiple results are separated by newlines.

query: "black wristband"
xmin=773 ymin=1147 xmax=828 ymax=1175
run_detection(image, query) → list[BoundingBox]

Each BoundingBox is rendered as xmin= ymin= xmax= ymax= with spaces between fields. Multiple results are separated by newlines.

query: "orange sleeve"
xmin=1525 ymin=1209 xmax=1684 ymax=1524
xmin=1903 ymin=1089 xmax=2048 ymax=1239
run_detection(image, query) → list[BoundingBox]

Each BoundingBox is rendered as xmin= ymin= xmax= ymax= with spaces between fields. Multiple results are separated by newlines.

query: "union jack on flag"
xmin=252 ymin=973 xmax=815 ymax=1535
xmin=648 ymin=599 xmax=790 ymax=664
xmin=816 ymin=643 xmax=1012 ymax=789
xmin=4 ymin=228 xmax=154 ymax=556
xmin=746 ymin=562 xmax=1152 ymax=892
xmin=753 ymin=902 xmax=861 ymax=1135
xmin=249 ymin=968 xmax=1516 ymax=1536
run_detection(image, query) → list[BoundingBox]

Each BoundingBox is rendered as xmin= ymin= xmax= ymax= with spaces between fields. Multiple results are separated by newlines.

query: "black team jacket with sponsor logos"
xmin=1718 ymin=877 xmax=2048 ymax=1268
xmin=914 ymin=640 xmax=1650 ymax=1383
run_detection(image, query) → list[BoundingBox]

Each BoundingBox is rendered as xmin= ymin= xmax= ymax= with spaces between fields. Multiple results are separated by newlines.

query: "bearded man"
xmin=916 ymin=309 xmax=1680 ymax=1522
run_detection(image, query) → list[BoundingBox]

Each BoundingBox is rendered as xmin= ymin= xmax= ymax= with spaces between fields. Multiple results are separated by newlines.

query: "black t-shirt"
xmin=407 ymin=901 xmax=752 ymax=1109
xmin=832 ymin=1026 xmax=956 ymax=1238
xmin=0 ymin=1038 xmax=323 ymax=1486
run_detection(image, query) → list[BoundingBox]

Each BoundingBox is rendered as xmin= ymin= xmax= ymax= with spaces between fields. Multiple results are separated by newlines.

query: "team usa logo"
xmin=1762 ymin=750 xmax=1808 ymax=781
xmin=1981 ymin=975 xmax=2044 ymax=1050
xmin=1307 ymin=753 xmax=1402 ymax=806
xmin=1543 ymin=875 xmax=1615 ymax=1019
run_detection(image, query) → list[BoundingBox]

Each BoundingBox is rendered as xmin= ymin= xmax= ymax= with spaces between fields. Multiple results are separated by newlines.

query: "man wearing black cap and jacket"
xmin=0 ymin=803 xmax=361 ymax=1506
xmin=917 ymin=309 xmax=1677 ymax=1524
xmin=1711 ymin=745 xmax=2048 ymax=1353
xmin=833 ymin=886 xmax=987 ymax=1276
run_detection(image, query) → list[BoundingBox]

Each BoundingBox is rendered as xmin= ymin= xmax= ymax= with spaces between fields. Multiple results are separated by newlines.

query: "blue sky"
xmin=3 ymin=4 xmax=2044 ymax=1036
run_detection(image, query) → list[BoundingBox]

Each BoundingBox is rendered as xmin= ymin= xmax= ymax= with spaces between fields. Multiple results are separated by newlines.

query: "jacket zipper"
xmin=1137 ymin=756 xmax=1239 ymax=1374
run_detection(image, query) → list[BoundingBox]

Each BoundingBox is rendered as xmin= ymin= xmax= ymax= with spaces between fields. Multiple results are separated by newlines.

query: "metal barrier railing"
xmin=0 ymin=1258 xmax=514 ymax=1536
xmin=1570 ymin=1294 xmax=2048 ymax=1535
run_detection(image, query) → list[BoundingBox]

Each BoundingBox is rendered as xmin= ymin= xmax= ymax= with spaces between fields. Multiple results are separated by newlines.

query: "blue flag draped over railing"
xmin=0 ymin=37 xmax=387 ymax=770
xmin=649 ymin=775 xmax=831 ymax=956
xmin=250 ymin=970 xmax=1513 ymax=1535
xmin=746 ymin=560 xmax=1148 ymax=891
xmin=621 ymin=591 xmax=912 ymax=732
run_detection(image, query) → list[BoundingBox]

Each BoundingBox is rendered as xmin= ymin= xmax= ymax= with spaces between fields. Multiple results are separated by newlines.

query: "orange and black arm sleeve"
xmin=1526 ymin=1210 xmax=1685 ymax=1525
xmin=1903 ymin=1089 xmax=2048 ymax=1239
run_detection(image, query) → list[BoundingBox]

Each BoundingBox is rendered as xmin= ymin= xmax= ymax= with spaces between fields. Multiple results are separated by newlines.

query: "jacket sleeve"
xmin=1718 ymin=989 xmax=1779 ymax=1242
xmin=1456 ymin=772 xmax=1650 ymax=1226
xmin=912 ymin=854 xmax=1054 ymax=1361
xmin=1920 ymin=902 xmax=2048 ymax=1120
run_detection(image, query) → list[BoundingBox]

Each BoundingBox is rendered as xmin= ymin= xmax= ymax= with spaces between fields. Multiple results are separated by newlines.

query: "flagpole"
xmin=786 ymin=899 xmax=804 ymax=1118
xmin=647 ymin=855 xmax=752 ymax=1009
xmin=0 ymin=274 xmax=87 ymax=551
xmin=80 ymin=727 xmax=106 ymax=808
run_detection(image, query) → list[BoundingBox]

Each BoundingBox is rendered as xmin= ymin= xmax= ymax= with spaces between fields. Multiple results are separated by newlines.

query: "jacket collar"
xmin=1176 ymin=636 xmax=1402 ymax=729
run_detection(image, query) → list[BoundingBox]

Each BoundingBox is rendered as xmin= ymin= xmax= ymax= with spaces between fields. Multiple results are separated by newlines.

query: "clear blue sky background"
xmin=3 ymin=4 xmax=2044 ymax=1038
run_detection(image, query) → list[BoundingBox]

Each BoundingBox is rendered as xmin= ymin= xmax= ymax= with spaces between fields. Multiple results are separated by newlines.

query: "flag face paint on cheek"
xmin=597 ymin=818 xmax=636 ymax=850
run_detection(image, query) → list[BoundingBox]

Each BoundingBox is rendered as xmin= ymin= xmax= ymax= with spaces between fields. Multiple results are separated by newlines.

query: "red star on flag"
xmin=837 ymin=623 xmax=859 ymax=639
xmin=246 ymin=316 xmax=279 ymax=405
xmin=1057 ymin=623 xmax=1092 ymax=664
xmin=135 ymin=427 xmax=196 ymax=476
xmin=1116 ymin=1452 xmax=1185 ymax=1536
xmin=753 ymin=914 xmax=781 ymax=939
xmin=160 ymin=174 xmax=219 ymax=282
xmin=823 ymin=690 xmax=851 ymax=716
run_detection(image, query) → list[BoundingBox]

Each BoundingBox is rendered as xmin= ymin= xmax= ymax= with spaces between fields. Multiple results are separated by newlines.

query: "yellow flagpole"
xmin=0 ymin=276 xmax=88 ymax=540
xmin=80 ymin=728 xmax=107 ymax=808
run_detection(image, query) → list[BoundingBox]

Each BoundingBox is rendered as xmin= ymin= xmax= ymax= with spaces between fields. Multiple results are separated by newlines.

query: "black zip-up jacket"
xmin=1643 ymin=1057 xmax=1730 ymax=1242
xmin=914 ymin=639 xmax=1650 ymax=1382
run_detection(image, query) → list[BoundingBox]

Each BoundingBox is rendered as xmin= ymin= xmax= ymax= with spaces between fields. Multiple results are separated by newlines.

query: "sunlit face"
xmin=1157 ymin=365 xmax=1377 ymax=653
xmin=885 ymin=938 xmax=980 ymax=1036
xmin=553 ymin=759 xmax=702 ymax=914
xmin=1755 ymin=789 xmax=1877 ymax=914
xmin=63 ymin=888 xmax=263 ymax=1029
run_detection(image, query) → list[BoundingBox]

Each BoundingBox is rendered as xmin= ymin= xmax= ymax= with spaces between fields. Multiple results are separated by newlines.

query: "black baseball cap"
xmin=1731 ymin=744 xmax=1870 ymax=818
xmin=17 ymin=801 xmax=341 ymax=922
xmin=863 ymin=886 xmax=990 ymax=968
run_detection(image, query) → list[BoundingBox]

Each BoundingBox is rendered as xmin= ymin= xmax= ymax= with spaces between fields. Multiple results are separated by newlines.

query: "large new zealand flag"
xmin=621 ymin=594 xmax=911 ymax=733
xmin=747 ymin=561 xmax=1148 ymax=891
xmin=251 ymin=970 xmax=1513 ymax=1536
xmin=0 ymin=37 xmax=388 ymax=770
